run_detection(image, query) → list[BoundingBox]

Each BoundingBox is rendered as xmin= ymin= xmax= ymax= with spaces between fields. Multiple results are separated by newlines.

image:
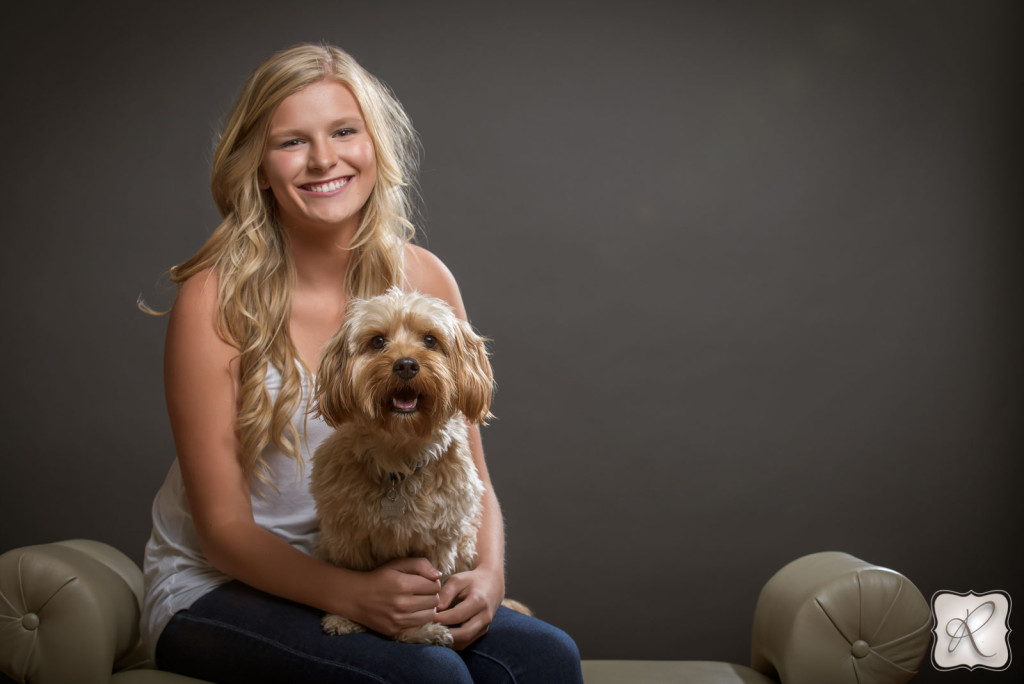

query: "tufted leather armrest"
xmin=0 ymin=540 xmax=163 ymax=684
xmin=750 ymin=551 xmax=931 ymax=684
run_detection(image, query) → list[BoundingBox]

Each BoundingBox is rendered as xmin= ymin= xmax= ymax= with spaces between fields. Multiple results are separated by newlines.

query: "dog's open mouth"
xmin=390 ymin=387 xmax=420 ymax=414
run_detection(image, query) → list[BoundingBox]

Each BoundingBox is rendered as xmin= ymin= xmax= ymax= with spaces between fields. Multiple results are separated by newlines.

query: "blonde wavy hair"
xmin=152 ymin=43 xmax=420 ymax=485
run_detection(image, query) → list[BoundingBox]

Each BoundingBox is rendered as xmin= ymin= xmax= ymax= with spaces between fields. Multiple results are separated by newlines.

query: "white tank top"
xmin=140 ymin=364 xmax=333 ymax=659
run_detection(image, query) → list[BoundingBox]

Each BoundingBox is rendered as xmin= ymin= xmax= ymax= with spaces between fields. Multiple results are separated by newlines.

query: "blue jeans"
xmin=156 ymin=581 xmax=583 ymax=683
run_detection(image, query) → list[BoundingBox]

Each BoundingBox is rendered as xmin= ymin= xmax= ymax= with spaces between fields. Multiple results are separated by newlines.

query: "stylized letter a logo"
xmin=931 ymin=590 xmax=1012 ymax=671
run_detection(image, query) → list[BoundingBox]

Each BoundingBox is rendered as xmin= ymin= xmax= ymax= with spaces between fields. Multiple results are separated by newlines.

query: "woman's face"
xmin=260 ymin=80 xmax=377 ymax=238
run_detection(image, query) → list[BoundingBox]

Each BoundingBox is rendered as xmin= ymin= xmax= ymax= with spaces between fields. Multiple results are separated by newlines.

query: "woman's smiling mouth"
xmin=302 ymin=177 xmax=352 ymax=194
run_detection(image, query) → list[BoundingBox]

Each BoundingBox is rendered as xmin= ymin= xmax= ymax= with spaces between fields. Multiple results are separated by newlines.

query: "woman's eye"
xmin=334 ymin=128 xmax=356 ymax=138
xmin=370 ymin=336 xmax=386 ymax=350
xmin=423 ymin=335 xmax=438 ymax=350
xmin=279 ymin=138 xmax=303 ymax=148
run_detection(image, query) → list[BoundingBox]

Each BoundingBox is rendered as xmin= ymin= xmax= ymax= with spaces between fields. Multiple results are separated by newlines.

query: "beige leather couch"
xmin=0 ymin=540 xmax=932 ymax=683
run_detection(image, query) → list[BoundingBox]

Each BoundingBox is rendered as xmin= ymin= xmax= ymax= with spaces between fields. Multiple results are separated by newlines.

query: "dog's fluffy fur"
xmin=311 ymin=288 xmax=495 ymax=646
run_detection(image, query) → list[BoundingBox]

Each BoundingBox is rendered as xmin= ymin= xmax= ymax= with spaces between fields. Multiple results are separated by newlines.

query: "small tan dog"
xmin=311 ymin=287 xmax=495 ymax=647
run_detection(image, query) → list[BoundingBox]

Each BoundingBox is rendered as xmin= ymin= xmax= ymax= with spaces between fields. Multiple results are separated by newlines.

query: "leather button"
xmin=21 ymin=613 xmax=40 ymax=630
xmin=851 ymin=640 xmax=870 ymax=658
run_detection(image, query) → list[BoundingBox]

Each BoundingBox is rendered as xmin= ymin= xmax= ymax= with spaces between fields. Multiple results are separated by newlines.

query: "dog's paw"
xmin=501 ymin=598 xmax=533 ymax=616
xmin=396 ymin=622 xmax=454 ymax=647
xmin=321 ymin=613 xmax=366 ymax=636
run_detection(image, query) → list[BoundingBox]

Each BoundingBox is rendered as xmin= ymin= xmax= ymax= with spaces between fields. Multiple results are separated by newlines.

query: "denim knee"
xmin=463 ymin=607 xmax=584 ymax=683
xmin=407 ymin=646 xmax=474 ymax=684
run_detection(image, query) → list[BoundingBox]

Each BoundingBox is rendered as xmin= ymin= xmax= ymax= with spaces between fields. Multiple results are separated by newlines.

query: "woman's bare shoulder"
xmin=166 ymin=267 xmax=236 ymax=363
xmin=173 ymin=267 xmax=220 ymax=315
xmin=403 ymin=244 xmax=467 ymax=317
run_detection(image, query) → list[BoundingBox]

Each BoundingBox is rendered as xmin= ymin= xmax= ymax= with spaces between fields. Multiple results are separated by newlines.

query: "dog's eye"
xmin=423 ymin=335 xmax=438 ymax=350
xmin=369 ymin=335 xmax=386 ymax=350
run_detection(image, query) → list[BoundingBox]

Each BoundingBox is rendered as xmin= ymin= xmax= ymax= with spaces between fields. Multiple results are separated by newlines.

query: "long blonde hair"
xmin=156 ymin=43 xmax=419 ymax=485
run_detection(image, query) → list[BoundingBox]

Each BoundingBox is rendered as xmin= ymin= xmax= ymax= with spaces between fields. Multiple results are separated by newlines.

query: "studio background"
xmin=2 ymin=2 xmax=1020 ymax=681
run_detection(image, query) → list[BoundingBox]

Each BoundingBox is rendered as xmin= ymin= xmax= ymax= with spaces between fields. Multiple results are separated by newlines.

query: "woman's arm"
xmin=404 ymin=245 xmax=508 ymax=649
xmin=164 ymin=269 xmax=443 ymax=637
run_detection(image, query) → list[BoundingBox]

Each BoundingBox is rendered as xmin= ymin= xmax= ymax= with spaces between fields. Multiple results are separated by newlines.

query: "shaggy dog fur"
xmin=311 ymin=288 xmax=495 ymax=646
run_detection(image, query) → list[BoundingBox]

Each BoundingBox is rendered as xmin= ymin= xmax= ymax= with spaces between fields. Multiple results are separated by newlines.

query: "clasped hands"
xmin=347 ymin=557 xmax=504 ymax=650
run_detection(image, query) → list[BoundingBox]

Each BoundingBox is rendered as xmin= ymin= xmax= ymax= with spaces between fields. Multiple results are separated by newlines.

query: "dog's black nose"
xmin=393 ymin=357 xmax=419 ymax=381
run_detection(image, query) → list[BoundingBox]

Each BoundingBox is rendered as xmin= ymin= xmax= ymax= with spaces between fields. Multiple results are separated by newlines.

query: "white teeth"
xmin=306 ymin=178 xmax=349 ymax=193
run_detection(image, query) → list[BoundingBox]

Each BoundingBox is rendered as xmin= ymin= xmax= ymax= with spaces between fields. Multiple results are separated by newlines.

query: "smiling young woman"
xmin=140 ymin=43 xmax=583 ymax=684
xmin=260 ymin=80 xmax=378 ymax=242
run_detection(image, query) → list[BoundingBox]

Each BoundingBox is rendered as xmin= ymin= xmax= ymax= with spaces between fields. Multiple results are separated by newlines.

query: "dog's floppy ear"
xmin=452 ymin=318 xmax=494 ymax=424
xmin=313 ymin=324 xmax=355 ymax=429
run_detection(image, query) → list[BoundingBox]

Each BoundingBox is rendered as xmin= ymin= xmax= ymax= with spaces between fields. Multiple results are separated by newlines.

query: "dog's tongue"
xmin=392 ymin=388 xmax=418 ymax=411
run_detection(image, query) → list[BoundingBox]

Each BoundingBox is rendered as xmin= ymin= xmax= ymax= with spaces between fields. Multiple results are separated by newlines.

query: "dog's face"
xmin=314 ymin=288 xmax=494 ymax=436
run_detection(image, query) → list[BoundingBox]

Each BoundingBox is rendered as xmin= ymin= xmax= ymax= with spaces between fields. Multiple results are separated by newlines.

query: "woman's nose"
xmin=308 ymin=139 xmax=337 ymax=171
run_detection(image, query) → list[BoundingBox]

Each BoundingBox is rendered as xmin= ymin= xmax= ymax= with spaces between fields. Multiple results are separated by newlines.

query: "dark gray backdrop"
xmin=2 ymin=2 xmax=1021 ymax=681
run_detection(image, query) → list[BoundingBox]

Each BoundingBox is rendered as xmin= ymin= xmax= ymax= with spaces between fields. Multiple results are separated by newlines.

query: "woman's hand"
xmin=341 ymin=558 xmax=444 ymax=637
xmin=435 ymin=564 xmax=505 ymax=650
